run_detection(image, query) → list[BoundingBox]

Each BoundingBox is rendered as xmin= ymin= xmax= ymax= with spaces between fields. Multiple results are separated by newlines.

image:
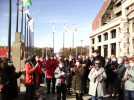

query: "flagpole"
xmin=24 ymin=13 xmax=27 ymax=44
xmin=53 ymin=31 xmax=55 ymax=55
xmin=8 ymin=0 xmax=12 ymax=60
xmin=21 ymin=0 xmax=24 ymax=36
xmin=16 ymin=0 xmax=19 ymax=32
xmin=27 ymin=21 xmax=29 ymax=57
xmin=63 ymin=32 xmax=65 ymax=55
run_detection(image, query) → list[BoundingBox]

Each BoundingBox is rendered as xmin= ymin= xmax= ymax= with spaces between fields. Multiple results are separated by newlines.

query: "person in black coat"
xmin=0 ymin=58 xmax=22 ymax=100
xmin=93 ymin=50 xmax=105 ymax=67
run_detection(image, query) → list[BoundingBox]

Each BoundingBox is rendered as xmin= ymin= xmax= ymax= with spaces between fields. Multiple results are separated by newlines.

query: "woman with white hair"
xmin=88 ymin=59 xmax=107 ymax=100
xmin=123 ymin=59 xmax=134 ymax=100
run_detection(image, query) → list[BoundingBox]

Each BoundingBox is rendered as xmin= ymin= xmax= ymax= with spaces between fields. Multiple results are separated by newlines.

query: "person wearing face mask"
xmin=55 ymin=57 xmax=67 ymax=100
xmin=115 ymin=57 xmax=126 ymax=100
xmin=124 ymin=61 xmax=129 ymax=68
xmin=109 ymin=55 xmax=119 ymax=97
xmin=88 ymin=59 xmax=107 ymax=100
xmin=123 ymin=59 xmax=134 ymax=100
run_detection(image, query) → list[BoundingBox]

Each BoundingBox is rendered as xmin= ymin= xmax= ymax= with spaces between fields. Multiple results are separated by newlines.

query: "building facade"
xmin=89 ymin=0 xmax=134 ymax=58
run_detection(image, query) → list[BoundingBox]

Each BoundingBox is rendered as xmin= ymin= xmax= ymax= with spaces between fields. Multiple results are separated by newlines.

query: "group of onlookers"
xmin=0 ymin=50 xmax=134 ymax=100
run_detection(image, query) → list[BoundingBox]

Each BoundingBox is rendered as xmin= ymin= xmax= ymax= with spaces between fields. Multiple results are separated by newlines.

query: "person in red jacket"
xmin=45 ymin=56 xmax=58 ymax=94
xmin=34 ymin=56 xmax=43 ymax=89
xmin=25 ymin=56 xmax=38 ymax=100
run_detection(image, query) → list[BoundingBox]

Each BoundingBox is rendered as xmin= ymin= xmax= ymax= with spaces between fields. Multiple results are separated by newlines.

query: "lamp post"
xmin=8 ymin=0 xmax=12 ymax=60
xmin=63 ymin=31 xmax=65 ymax=55
xmin=81 ymin=40 xmax=83 ymax=55
xmin=46 ymin=47 xmax=48 ymax=59
xmin=53 ymin=31 xmax=55 ymax=55
xmin=52 ymin=23 xmax=55 ymax=56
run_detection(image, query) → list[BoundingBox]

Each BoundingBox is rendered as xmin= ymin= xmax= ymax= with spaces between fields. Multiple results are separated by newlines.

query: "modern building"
xmin=89 ymin=0 xmax=134 ymax=58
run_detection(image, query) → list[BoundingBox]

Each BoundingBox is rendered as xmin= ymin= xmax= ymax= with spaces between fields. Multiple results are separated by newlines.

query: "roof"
xmin=92 ymin=0 xmax=112 ymax=31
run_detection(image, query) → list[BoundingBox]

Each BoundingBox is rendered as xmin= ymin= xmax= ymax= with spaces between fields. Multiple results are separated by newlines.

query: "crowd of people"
xmin=0 ymin=50 xmax=134 ymax=100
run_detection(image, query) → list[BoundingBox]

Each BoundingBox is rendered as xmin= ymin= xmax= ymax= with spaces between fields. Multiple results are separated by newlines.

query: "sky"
xmin=0 ymin=0 xmax=104 ymax=52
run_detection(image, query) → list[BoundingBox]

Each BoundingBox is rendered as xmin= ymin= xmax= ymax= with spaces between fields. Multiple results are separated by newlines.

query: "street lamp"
xmin=8 ymin=0 xmax=12 ymax=60
xmin=53 ymin=31 xmax=55 ymax=55
xmin=52 ymin=23 xmax=55 ymax=56
xmin=63 ymin=24 xmax=67 ymax=55
xmin=63 ymin=32 xmax=65 ymax=55
xmin=80 ymin=40 xmax=83 ymax=55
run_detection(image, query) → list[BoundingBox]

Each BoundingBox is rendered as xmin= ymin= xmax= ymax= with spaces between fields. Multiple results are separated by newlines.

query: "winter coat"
xmin=88 ymin=67 xmax=106 ymax=97
xmin=55 ymin=67 xmax=66 ymax=86
xmin=35 ymin=61 xmax=43 ymax=87
xmin=45 ymin=59 xmax=58 ymax=79
xmin=25 ymin=62 xmax=37 ymax=86
xmin=1 ymin=64 xmax=22 ymax=99
xmin=72 ymin=65 xmax=83 ymax=93
xmin=123 ymin=67 xmax=134 ymax=91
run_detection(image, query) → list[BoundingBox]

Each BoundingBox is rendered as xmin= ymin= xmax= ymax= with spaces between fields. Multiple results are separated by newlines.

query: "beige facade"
xmin=90 ymin=0 xmax=134 ymax=58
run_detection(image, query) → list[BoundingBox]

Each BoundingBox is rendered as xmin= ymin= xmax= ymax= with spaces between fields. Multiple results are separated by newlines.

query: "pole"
xmin=21 ymin=1 xmax=23 ymax=36
xmin=24 ymin=13 xmax=27 ymax=45
xmin=26 ymin=21 xmax=29 ymax=58
xmin=81 ymin=40 xmax=83 ymax=55
xmin=16 ymin=0 xmax=19 ymax=32
xmin=72 ymin=32 xmax=74 ymax=48
xmin=71 ymin=32 xmax=74 ymax=56
xmin=53 ymin=32 xmax=54 ymax=55
xmin=76 ymin=47 xmax=78 ymax=58
xmin=46 ymin=48 xmax=48 ymax=59
xmin=63 ymin=32 xmax=65 ymax=55
xmin=8 ymin=0 xmax=12 ymax=60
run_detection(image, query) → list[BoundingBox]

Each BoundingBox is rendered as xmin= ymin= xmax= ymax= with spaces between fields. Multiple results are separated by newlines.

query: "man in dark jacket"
xmin=0 ymin=58 xmax=22 ymax=100
xmin=116 ymin=57 xmax=126 ymax=100
xmin=93 ymin=50 xmax=105 ymax=67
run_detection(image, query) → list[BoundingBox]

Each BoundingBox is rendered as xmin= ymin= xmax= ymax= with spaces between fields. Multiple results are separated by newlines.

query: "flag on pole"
xmin=19 ymin=0 xmax=32 ymax=13
xmin=28 ymin=17 xmax=34 ymax=33
xmin=27 ymin=13 xmax=34 ymax=47
xmin=22 ymin=0 xmax=32 ymax=8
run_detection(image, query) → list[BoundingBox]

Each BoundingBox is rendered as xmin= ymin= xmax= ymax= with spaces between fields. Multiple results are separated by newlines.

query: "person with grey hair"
xmin=115 ymin=57 xmax=126 ymax=100
xmin=123 ymin=59 xmax=134 ymax=100
xmin=88 ymin=59 xmax=107 ymax=100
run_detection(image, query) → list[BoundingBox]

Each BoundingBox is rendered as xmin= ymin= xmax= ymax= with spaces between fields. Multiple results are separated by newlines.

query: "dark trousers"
xmin=56 ymin=84 xmax=66 ymax=100
xmin=46 ymin=78 xmax=56 ymax=94
xmin=26 ymin=85 xmax=35 ymax=100
xmin=81 ymin=77 xmax=88 ymax=94
xmin=125 ymin=90 xmax=134 ymax=100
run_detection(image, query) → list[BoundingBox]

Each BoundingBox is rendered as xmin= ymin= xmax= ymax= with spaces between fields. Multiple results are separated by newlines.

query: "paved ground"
xmin=45 ymin=94 xmax=118 ymax=100
xmin=17 ymin=85 xmax=118 ymax=100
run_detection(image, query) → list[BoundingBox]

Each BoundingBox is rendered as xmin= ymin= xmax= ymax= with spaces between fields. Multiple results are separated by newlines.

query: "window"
xmin=111 ymin=43 xmax=116 ymax=56
xmin=132 ymin=39 xmax=134 ymax=49
xmin=98 ymin=46 xmax=101 ymax=55
xmin=92 ymin=47 xmax=94 ymax=53
xmin=98 ymin=35 xmax=101 ymax=42
xmin=116 ymin=1 xmax=121 ymax=7
xmin=111 ymin=29 xmax=116 ymax=38
xmin=104 ymin=45 xmax=108 ymax=58
xmin=116 ymin=11 xmax=122 ymax=17
xmin=92 ymin=38 xmax=95 ymax=44
xmin=104 ymin=33 xmax=108 ymax=41
xmin=133 ymin=22 xmax=134 ymax=32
